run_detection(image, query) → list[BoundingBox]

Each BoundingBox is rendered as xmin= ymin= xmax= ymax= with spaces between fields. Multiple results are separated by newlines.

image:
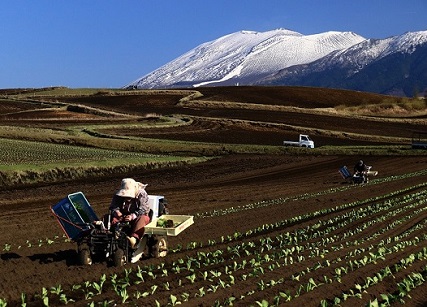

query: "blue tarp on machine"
xmin=51 ymin=192 xmax=99 ymax=240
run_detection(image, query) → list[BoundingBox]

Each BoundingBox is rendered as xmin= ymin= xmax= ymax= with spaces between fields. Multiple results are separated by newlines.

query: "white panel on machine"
xmin=148 ymin=195 xmax=164 ymax=218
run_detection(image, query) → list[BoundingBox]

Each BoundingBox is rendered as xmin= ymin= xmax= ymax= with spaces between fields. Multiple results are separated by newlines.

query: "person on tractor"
xmin=109 ymin=178 xmax=150 ymax=250
xmin=354 ymin=159 xmax=368 ymax=175
xmin=353 ymin=159 xmax=369 ymax=183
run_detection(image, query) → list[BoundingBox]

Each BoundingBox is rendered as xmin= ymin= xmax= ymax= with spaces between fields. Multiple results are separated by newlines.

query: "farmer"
xmin=109 ymin=178 xmax=150 ymax=249
xmin=353 ymin=159 xmax=368 ymax=175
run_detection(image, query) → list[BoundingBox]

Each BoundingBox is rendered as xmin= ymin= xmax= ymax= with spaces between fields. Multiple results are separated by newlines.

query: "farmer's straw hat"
xmin=116 ymin=178 xmax=137 ymax=198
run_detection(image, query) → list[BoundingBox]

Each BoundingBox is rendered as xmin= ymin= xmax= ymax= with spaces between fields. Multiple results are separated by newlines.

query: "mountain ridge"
xmin=258 ymin=30 xmax=427 ymax=96
xmin=125 ymin=29 xmax=427 ymax=96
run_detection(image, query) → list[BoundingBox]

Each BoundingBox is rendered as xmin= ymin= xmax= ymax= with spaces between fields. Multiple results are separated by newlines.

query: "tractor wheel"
xmin=113 ymin=248 xmax=127 ymax=267
xmin=149 ymin=235 xmax=168 ymax=258
xmin=78 ymin=248 xmax=92 ymax=265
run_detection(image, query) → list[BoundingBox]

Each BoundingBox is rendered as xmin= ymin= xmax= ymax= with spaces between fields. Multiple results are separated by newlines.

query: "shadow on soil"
xmin=28 ymin=249 xmax=79 ymax=266
xmin=1 ymin=252 xmax=21 ymax=260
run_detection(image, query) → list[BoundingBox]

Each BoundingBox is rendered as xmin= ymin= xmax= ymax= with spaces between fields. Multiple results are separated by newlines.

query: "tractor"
xmin=51 ymin=192 xmax=193 ymax=266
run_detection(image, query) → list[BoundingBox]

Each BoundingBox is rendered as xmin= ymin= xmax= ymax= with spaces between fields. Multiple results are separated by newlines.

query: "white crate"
xmin=144 ymin=215 xmax=194 ymax=236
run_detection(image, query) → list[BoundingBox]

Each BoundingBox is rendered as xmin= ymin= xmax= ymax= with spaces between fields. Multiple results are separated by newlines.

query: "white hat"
xmin=116 ymin=178 xmax=137 ymax=198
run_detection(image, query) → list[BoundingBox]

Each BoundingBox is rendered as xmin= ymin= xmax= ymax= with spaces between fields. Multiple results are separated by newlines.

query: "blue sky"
xmin=1 ymin=0 xmax=425 ymax=88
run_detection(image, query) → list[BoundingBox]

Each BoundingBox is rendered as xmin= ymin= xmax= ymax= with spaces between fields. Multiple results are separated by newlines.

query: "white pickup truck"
xmin=283 ymin=134 xmax=314 ymax=148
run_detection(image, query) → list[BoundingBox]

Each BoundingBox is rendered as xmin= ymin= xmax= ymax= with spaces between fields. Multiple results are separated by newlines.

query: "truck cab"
xmin=283 ymin=134 xmax=314 ymax=148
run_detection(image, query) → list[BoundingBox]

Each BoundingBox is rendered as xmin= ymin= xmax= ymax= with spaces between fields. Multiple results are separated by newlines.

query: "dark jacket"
xmin=354 ymin=161 xmax=367 ymax=173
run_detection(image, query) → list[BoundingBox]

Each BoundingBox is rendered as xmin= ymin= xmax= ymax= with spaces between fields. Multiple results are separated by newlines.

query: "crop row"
xmin=109 ymin=187 xmax=427 ymax=305
xmin=2 ymin=184 xmax=426 ymax=306
xmin=195 ymin=169 xmax=427 ymax=219
xmin=0 ymin=137 xmax=162 ymax=166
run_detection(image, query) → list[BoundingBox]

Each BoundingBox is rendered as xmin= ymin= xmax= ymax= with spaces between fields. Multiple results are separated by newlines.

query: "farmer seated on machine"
xmin=109 ymin=178 xmax=150 ymax=249
xmin=353 ymin=159 xmax=378 ymax=183
xmin=353 ymin=160 xmax=367 ymax=176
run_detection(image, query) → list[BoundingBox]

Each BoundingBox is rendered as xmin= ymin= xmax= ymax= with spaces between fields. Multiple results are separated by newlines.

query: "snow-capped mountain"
xmin=257 ymin=30 xmax=427 ymax=96
xmin=125 ymin=29 xmax=427 ymax=96
xmin=126 ymin=29 xmax=365 ymax=89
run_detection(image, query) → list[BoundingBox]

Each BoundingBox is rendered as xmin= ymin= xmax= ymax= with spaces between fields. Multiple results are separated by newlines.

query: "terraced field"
xmin=0 ymin=86 xmax=426 ymax=306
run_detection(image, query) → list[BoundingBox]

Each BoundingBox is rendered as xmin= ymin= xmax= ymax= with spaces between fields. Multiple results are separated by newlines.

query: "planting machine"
xmin=339 ymin=165 xmax=378 ymax=184
xmin=51 ymin=192 xmax=193 ymax=266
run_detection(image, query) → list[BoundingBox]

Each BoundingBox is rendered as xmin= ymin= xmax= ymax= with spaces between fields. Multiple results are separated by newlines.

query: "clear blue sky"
xmin=1 ymin=0 xmax=425 ymax=88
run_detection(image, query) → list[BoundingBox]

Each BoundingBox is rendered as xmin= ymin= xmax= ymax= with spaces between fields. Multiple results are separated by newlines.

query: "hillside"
xmin=260 ymin=41 xmax=427 ymax=97
xmin=0 ymin=86 xmax=425 ymax=150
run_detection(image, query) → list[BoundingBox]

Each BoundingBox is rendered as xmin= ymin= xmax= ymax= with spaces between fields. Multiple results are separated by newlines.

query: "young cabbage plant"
xmin=59 ymin=293 xmax=75 ymax=305
xmin=169 ymin=294 xmax=181 ymax=306
xmin=194 ymin=287 xmax=205 ymax=297
xmin=119 ymin=288 xmax=129 ymax=304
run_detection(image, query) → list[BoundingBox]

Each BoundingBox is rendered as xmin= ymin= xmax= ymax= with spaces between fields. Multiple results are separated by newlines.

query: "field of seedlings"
xmin=0 ymin=138 xmax=171 ymax=166
xmin=0 ymin=86 xmax=426 ymax=306
xmin=0 ymin=155 xmax=426 ymax=306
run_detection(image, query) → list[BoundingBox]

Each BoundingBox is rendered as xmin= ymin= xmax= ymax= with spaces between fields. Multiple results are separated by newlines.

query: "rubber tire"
xmin=150 ymin=235 xmax=168 ymax=258
xmin=78 ymin=248 xmax=92 ymax=265
xmin=113 ymin=248 xmax=126 ymax=267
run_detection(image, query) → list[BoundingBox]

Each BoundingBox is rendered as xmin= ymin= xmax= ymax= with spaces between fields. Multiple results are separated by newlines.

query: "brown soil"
xmin=0 ymin=87 xmax=426 ymax=306
xmin=1 ymin=155 xmax=426 ymax=307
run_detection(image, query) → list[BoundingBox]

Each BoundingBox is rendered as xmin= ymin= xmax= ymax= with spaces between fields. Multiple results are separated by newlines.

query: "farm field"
xmin=0 ymin=86 xmax=426 ymax=306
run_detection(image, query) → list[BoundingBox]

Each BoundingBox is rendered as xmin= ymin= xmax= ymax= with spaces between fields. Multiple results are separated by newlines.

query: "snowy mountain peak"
xmin=389 ymin=30 xmax=427 ymax=53
xmin=126 ymin=29 xmax=365 ymax=89
xmin=125 ymin=29 xmax=427 ymax=95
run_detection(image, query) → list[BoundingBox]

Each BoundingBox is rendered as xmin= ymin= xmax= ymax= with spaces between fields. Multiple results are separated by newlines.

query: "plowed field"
xmin=0 ymin=87 xmax=426 ymax=306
